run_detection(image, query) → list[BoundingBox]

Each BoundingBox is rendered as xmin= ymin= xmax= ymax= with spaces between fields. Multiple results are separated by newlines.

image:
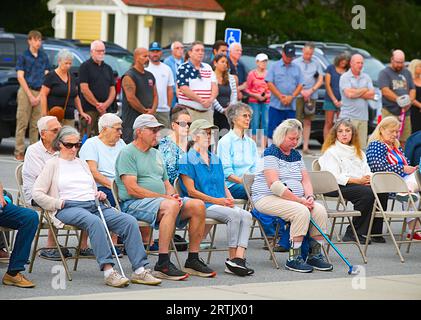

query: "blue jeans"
xmin=228 ymin=183 xmax=248 ymax=200
xmin=56 ymin=200 xmax=148 ymax=271
xmin=268 ymin=107 xmax=296 ymax=139
xmin=0 ymin=203 xmax=38 ymax=273
xmin=249 ymin=102 xmax=269 ymax=136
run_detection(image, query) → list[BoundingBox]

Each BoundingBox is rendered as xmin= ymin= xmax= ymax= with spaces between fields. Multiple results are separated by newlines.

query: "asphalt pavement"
xmin=0 ymin=137 xmax=420 ymax=300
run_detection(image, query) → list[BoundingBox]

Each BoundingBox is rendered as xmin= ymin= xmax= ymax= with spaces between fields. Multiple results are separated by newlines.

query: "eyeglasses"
xmin=61 ymin=141 xmax=82 ymax=149
xmin=241 ymin=113 xmax=251 ymax=119
xmin=94 ymin=49 xmax=105 ymax=53
xmin=174 ymin=121 xmax=192 ymax=128
xmin=174 ymin=46 xmax=184 ymax=49
xmin=111 ymin=127 xmax=123 ymax=132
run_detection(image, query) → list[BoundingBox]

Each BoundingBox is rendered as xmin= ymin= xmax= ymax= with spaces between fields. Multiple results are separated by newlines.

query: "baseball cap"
xmin=256 ymin=53 xmax=269 ymax=62
xmin=149 ymin=41 xmax=162 ymax=51
xmin=283 ymin=44 xmax=296 ymax=58
xmin=189 ymin=119 xmax=218 ymax=134
xmin=132 ymin=114 xmax=164 ymax=129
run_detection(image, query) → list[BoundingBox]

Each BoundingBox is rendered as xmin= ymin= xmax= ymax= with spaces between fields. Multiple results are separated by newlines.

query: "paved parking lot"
xmin=1 ymin=138 xmax=420 ymax=300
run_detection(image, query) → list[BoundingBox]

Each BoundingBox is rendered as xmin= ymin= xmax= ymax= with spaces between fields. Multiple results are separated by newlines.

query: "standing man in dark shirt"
xmin=79 ymin=40 xmax=116 ymax=137
xmin=121 ymin=47 xmax=158 ymax=143
xmin=378 ymin=49 xmax=416 ymax=147
xmin=14 ymin=30 xmax=50 ymax=161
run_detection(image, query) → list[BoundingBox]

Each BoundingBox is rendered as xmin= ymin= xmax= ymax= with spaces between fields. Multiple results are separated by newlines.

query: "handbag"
xmin=48 ymin=73 xmax=71 ymax=122
xmin=304 ymin=99 xmax=316 ymax=115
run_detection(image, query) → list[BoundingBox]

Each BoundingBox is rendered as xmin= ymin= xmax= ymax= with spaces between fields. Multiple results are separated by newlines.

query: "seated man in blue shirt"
xmin=0 ymin=181 xmax=38 ymax=288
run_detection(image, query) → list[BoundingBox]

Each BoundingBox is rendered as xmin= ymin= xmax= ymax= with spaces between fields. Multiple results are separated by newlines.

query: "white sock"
xmin=104 ymin=268 xmax=114 ymax=278
xmin=135 ymin=266 xmax=145 ymax=274
xmin=292 ymin=242 xmax=302 ymax=249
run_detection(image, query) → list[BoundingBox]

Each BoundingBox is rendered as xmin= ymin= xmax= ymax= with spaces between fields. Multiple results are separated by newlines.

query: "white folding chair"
xmin=243 ymin=173 xmax=281 ymax=269
xmin=367 ymin=172 xmax=421 ymax=262
xmin=308 ymin=170 xmax=367 ymax=263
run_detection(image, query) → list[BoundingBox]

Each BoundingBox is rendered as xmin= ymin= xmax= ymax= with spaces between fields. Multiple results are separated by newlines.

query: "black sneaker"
xmin=306 ymin=253 xmax=333 ymax=271
xmin=79 ymin=248 xmax=94 ymax=257
xmin=243 ymin=259 xmax=255 ymax=276
xmin=153 ymin=261 xmax=189 ymax=281
xmin=285 ymin=255 xmax=313 ymax=273
xmin=225 ymin=258 xmax=249 ymax=277
xmin=184 ymin=258 xmax=216 ymax=278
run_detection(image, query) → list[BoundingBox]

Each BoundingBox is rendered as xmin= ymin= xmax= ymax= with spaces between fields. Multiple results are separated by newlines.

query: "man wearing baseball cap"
xmin=266 ymin=43 xmax=304 ymax=141
xmin=146 ymin=42 xmax=174 ymax=129
xmin=115 ymin=114 xmax=216 ymax=280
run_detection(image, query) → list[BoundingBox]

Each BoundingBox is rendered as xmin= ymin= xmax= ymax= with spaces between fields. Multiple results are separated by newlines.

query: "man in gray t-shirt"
xmin=339 ymin=54 xmax=375 ymax=148
xmin=378 ymin=50 xmax=415 ymax=145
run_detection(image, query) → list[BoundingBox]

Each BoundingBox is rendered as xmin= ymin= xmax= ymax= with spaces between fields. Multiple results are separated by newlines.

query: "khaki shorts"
xmin=381 ymin=108 xmax=411 ymax=142
xmin=296 ymin=97 xmax=316 ymax=122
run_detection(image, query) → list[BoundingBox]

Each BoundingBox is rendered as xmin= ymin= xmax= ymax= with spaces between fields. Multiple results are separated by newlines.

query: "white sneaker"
xmin=104 ymin=270 xmax=130 ymax=288
xmin=131 ymin=269 xmax=162 ymax=286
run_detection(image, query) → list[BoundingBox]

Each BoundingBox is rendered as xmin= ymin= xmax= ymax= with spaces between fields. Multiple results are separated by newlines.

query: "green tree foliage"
xmin=217 ymin=0 xmax=421 ymax=61
xmin=0 ymin=0 xmax=54 ymax=36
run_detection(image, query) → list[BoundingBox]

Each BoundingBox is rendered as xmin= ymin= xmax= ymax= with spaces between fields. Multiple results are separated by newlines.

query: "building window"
xmin=108 ymin=14 xmax=115 ymax=42
xmin=66 ymin=12 xmax=73 ymax=39
xmin=196 ymin=19 xmax=204 ymax=42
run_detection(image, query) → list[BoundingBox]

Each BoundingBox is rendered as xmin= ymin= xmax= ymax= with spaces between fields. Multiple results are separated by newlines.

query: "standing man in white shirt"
xmin=146 ymin=42 xmax=174 ymax=129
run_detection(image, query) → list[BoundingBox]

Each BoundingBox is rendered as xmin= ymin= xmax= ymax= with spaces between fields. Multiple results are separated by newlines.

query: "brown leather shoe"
xmin=2 ymin=272 xmax=36 ymax=288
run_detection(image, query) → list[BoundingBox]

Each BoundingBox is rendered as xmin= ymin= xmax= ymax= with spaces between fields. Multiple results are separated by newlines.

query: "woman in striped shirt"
xmin=366 ymin=116 xmax=421 ymax=240
xmin=251 ymin=119 xmax=332 ymax=273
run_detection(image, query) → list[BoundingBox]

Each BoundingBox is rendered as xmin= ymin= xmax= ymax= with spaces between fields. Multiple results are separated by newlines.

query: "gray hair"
xmin=37 ymin=116 xmax=58 ymax=134
xmin=225 ymin=102 xmax=253 ymax=129
xmin=171 ymin=41 xmax=182 ymax=51
xmin=304 ymin=42 xmax=315 ymax=50
xmin=57 ymin=49 xmax=73 ymax=63
xmin=272 ymin=119 xmax=303 ymax=147
xmin=90 ymin=40 xmax=104 ymax=51
xmin=53 ymin=126 xmax=80 ymax=151
xmin=98 ymin=113 xmax=122 ymax=132
xmin=229 ymin=42 xmax=242 ymax=51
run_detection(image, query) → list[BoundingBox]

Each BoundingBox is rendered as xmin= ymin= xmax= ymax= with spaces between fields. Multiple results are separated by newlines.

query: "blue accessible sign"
xmin=224 ymin=28 xmax=242 ymax=46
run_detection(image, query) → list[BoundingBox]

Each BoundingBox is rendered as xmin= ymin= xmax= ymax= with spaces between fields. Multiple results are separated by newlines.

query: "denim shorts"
xmin=121 ymin=197 xmax=190 ymax=230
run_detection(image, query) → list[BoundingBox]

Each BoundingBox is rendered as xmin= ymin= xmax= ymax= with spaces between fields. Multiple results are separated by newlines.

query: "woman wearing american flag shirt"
xmin=366 ymin=116 xmax=421 ymax=240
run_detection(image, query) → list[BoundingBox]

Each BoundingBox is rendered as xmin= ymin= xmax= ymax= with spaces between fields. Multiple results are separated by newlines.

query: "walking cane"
xmin=95 ymin=198 xmax=126 ymax=278
xmin=310 ymin=217 xmax=362 ymax=275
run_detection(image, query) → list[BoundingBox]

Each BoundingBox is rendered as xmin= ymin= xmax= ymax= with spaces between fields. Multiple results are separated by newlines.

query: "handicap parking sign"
xmin=224 ymin=28 xmax=242 ymax=46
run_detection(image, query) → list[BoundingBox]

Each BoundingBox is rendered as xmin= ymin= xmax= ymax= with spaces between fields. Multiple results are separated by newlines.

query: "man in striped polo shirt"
xmin=177 ymin=41 xmax=218 ymax=124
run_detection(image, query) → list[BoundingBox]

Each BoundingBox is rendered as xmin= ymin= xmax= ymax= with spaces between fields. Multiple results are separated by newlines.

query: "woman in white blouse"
xmin=319 ymin=119 xmax=388 ymax=243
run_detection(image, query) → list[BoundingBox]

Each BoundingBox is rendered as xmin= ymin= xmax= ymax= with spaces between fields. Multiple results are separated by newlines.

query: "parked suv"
xmin=269 ymin=41 xmax=385 ymax=144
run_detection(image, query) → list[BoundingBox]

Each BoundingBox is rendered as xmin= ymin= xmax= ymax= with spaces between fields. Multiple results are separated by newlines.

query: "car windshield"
xmin=104 ymin=54 xmax=132 ymax=77
xmin=362 ymin=57 xmax=385 ymax=82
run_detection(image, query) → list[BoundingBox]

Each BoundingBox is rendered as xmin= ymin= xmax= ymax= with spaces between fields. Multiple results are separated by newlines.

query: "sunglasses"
xmin=175 ymin=121 xmax=192 ymax=128
xmin=61 ymin=141 xmax=82 ymax=149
